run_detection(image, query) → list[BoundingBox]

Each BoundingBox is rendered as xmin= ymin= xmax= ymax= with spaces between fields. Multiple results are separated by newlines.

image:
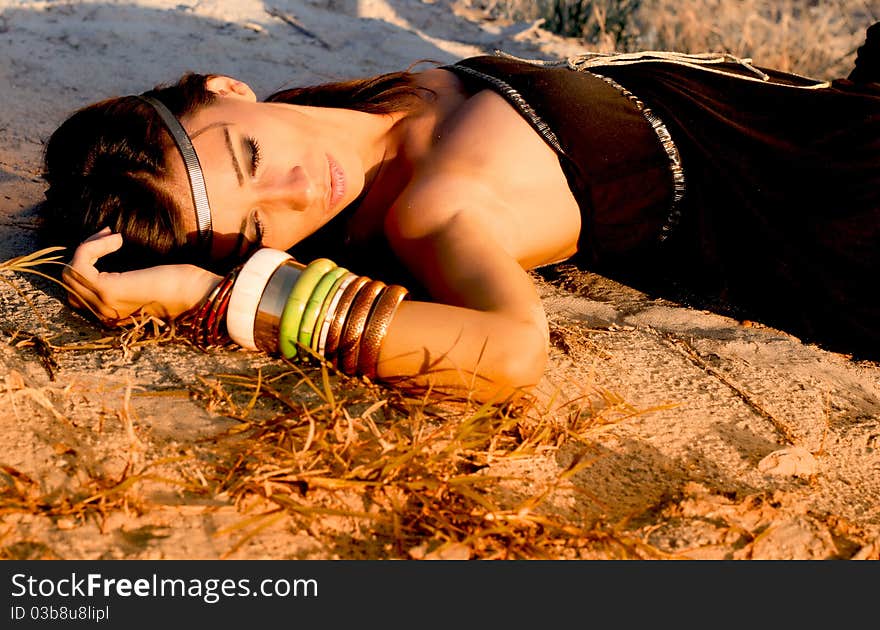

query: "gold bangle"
xmin=337 ymin=279 xmax=386 ymax=376
xmin=253 ymin=261 xmax=302 ymax=354
xmin=316 ymin=273 xmax=357 ymax=356
xmin=323 ymin=275 xmax=370 ymax=362
xmin=356 ymin=284 xmax=408 ymax=379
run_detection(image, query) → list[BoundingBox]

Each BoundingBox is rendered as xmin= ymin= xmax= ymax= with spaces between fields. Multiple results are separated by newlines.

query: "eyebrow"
xmin=189 ymin=121 xmax=244 ymax=186
xmin=190 ymin=121 xmax=227 ymax=139
xmin=223 ymin=127 xmax=245 ymax=186
xmin=190 ymin=122 xmax=251 ymax=260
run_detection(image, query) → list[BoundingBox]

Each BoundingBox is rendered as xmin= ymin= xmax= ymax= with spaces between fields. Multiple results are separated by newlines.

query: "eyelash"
xmin=246 ymin=135 xmax=262 ymax=175
xmin=253 ymin=212 xmax=265 ymax=245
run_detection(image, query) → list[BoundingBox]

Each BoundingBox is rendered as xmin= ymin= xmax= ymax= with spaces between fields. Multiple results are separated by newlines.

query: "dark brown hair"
xmin=41 ymin=74 xmax=217 ymax=271
xmin=40 ymin=67 xmax=432 ymax=272
xmin=265 ymin=68 xmax=433 ymax=112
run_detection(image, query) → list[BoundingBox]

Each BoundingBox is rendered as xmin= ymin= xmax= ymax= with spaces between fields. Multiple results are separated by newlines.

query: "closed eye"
xmin=244 ymin=135 xmax=262 ymax=177
xmin=233 ymin=211 xmax=264 ymax=260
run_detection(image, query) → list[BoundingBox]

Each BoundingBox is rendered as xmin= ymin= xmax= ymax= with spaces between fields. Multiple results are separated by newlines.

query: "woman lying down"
xmin=40 ymin=24 xmax=880 ymax=401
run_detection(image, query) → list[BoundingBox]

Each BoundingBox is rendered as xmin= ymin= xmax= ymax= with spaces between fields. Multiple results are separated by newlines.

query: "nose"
xmin=263 ymin=165 xmax=318 ymax=210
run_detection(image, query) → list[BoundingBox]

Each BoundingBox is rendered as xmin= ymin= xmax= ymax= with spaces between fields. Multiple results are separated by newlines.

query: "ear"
xmin=205 ymin=76 xmax=257 ymax=102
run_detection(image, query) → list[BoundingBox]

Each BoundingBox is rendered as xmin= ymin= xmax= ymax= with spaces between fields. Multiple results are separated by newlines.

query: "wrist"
xmin=192 ymin=267 xmax=223 ymax=303
xmin=173 ymin=266 xmax=222 ymax=320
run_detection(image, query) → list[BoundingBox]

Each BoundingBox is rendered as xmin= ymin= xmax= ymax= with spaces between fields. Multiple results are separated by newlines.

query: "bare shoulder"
xmin=387 ymin=84 xmax=582 ymax=267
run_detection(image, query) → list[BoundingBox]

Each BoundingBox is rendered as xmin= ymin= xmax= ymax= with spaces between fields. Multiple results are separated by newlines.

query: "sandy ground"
xmin=0 ymin=0 xmax=878 ymax=560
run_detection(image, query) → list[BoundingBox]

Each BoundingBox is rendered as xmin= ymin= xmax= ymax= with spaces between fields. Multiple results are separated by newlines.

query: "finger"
xmin=66 ymin=292 xmax=86 ymax=310
xmin=70 ymin=232 xmax=124 ymax=270
xmin=60 ymin=272 xmax=119 ymax=322
xmin=84 ymin=226 xmax=113 ymax=243
xmin=62 ymin=274 xmax=98 ymax=307
xmin=65 ymin=283 xmax=104 ymax=318
xmin=65 ymin=290 xmax=105 ymax=320
xmin=62 ymin=262 xmax=97 ymax=290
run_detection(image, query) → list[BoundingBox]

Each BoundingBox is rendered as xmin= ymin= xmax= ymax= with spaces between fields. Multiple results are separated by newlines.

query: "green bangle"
xmin=310 ymin=270 xmax=354 ymax=353
xmin=278 ymin=258 xmax=337 ymax=358
xmin=298 ymin=265 xmax=348 ymax=351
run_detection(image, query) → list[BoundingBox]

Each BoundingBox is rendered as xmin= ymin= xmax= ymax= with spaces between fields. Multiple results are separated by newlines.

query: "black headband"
xmin=137 ymin=95 xmax=213 ymax=247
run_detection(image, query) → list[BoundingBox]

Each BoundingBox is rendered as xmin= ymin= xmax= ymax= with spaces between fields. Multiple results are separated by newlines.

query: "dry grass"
xmin=192 ymin=360 xmax=671 ymax=559
xmin=0 ymin=366 xmax=206 ymax=559
xmin=0 ymin=331 xmax=672 ymax=558
xmin=635 ymin=0 xmax=872 ymax=78
xmin=0 ymin=249 xmax=675 ymax=559
xmin=463 ymin=0 xmax=876 ymax=77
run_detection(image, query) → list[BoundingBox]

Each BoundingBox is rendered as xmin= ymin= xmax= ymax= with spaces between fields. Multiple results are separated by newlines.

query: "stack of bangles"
xmin=187 ymin=263 xmax=244 ymax=349
xmin=197 ymin=249 xmax=409 ymax=379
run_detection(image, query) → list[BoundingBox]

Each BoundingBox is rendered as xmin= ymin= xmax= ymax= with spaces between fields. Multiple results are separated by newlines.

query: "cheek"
xmin=262 ymin=213 xmax=305 ymax=250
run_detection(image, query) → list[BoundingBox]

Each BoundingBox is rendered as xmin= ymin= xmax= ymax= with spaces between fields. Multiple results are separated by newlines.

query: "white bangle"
xmin=226 ymin=249 xmax=292 ymax=350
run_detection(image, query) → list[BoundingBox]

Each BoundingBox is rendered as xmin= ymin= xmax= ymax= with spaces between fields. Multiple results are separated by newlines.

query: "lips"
xmin=326 ymin=153 xmax=346 ymax=210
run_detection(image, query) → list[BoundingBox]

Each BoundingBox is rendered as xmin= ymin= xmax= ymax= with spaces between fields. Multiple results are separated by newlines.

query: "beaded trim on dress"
xmin=447 ymin=63 xmax=567 ymax=156
xmin=461 ymin=52 xmax=691 ymax=243
xmin=488 ymin=49 xmax=834 ymax=241
xmin=585 ymin=72 xmax=686 ymax=243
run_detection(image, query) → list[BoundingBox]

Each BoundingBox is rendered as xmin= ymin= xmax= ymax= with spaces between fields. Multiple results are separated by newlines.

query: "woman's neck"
xmin=346 ymin=68 xmax=470 ymax=243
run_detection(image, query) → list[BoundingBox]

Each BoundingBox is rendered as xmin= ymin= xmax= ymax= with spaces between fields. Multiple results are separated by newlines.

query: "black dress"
xmin=443 ymin=31 xmax=880 ymax=360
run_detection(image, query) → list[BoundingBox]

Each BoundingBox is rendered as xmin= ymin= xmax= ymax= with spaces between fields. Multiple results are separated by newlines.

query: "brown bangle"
xmin=323 ymin=275 xmax=370 ymax=362
xmin=190 ymin=280 xmax=224 ymax=349
xmin=337 ymin=279 xmax=386 ymax=375
xmin=253 ymin=261 xmax=302 ymax=354
xmin=356 ymin=284 xmax=408 ymax=379
xmin=205 ymin=265 xmax=242 ymax=346
xmin=206 ymin=278 xmax=235 ymax=346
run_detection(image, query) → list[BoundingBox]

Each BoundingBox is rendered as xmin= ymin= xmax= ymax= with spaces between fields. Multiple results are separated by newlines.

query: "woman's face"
xmin=172 ymin=78 xmax=370 ymax=262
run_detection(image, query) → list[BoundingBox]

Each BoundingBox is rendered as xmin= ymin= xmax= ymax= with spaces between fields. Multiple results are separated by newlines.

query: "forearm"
xmin=375 ymin=300 xmax=548 ymax=402
xmin=168 ymin=267 xmax=223 ymax=319
xmin=219 ymin=245 xmax=548 ymax=402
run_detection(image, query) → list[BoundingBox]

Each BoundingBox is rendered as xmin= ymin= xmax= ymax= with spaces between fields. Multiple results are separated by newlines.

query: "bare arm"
xmin=63 ymin=220 xmax=548 ymax=402
xmin=378 ymin=176 xmax=549 ymax=402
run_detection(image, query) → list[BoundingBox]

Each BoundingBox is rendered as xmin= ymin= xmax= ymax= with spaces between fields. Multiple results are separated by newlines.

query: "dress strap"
xmin=494 ymin=49 xmax=832 ymax=89
xmin=446 ymin=63 xmax=566 ymax=157
xmin=489 ymin=51 xmax=686 ymax=242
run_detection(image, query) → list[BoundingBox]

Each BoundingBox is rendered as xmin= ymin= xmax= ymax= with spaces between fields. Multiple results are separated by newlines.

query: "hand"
xmin=62 ymin=227 xmax=220 ymax=326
